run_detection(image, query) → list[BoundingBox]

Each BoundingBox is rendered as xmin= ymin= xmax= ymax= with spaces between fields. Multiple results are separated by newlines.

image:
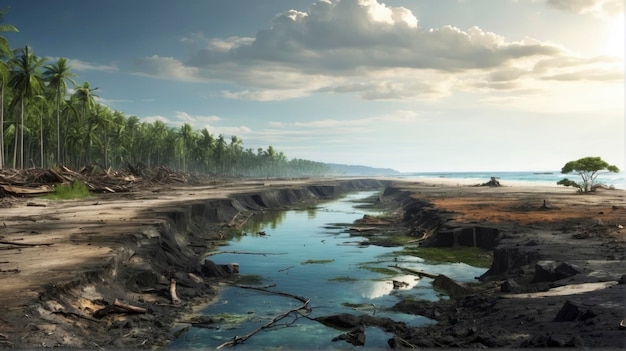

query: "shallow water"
xmin=169 ymin=191 xmax=486 ymax=349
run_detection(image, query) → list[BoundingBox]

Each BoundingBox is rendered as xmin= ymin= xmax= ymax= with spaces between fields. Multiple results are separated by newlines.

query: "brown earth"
xmin=0 ymin=177 xmax=625 ymax=349
xmin=383 ymin=180 xmax=626 ymax=348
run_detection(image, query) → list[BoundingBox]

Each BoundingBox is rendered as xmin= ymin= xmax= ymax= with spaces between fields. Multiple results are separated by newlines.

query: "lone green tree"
xmin=557 ymin=156 xmax=619 ymax=193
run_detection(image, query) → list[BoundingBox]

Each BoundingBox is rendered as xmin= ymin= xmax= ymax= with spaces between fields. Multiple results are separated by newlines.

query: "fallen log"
xmin=170 ymin=278 xmax=181 ymax=304
xmin=0 ymin=184 xmax=53 ymax=195
xmin=236 ymin=284 xmax=308 ymax=303
xmin=205 ymin=250 xmax=287 ymax=256
xmin=217 ymin=297 xmax=310 ymax=349
xmin=93 ymin=299 xmax=147 ymax=318
xmin=389 ymin=265 xmax=437 ymax=279
xmin=0 ymin=240 xmax=53 ymax=247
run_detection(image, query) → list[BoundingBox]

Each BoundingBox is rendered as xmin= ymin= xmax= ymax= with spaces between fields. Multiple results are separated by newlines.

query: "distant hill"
xmin=326 ymin=163 xmax=400 ymax=176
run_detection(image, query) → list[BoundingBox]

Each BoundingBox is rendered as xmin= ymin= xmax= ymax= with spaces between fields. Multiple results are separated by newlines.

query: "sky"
xmin=3 ymin=0 xmax=624 ymax=172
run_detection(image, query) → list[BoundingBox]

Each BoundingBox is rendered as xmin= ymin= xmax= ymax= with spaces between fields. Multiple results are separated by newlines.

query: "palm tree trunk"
xmin=0 ymin=82 xmax=4 ymax=169
xmin=40 ymin=111 xmax=44 ymax=168
xmin=56 ymin=96 xmax=60 ymax=166
xmin=19 ymin=96 xmax=24 ymax=169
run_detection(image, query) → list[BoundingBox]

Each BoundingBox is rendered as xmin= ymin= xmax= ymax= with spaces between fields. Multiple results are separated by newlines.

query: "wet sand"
xmin=0 ymin=177 xmax=624 ymax=348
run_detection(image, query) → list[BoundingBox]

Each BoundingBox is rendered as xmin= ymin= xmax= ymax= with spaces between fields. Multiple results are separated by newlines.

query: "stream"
xmin=169 ymin=191 xmax=487 ymax=349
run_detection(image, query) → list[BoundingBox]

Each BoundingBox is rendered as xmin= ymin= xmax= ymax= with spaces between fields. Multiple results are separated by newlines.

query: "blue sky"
xmin=4 ymin=0 xmax=624 ymax=172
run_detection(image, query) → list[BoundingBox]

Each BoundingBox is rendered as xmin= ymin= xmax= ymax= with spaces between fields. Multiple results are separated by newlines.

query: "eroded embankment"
xmin=10 ymin=179 xmax=389 ymax=349
xmin=381 ymin=186 xmax=502 ymax=251
xmin=379 ymin=184 xmax=626 ymax=349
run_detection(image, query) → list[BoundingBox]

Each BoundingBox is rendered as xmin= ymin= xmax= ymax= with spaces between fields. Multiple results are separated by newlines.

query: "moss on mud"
xmin=399 ymin=246 xmax=493 ymax=268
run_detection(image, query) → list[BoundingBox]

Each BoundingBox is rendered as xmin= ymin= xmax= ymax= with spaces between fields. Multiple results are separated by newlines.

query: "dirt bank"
xmin=0 ymin=178 xmax=387 ymax=349
xmin=380 ymin=181 xmax=626 ymax=348
xmin=1 ymin=178 xmax=624 ymax=349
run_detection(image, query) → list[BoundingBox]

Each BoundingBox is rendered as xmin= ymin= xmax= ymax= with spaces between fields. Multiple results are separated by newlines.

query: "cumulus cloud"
xmin=132 ymin=0 xmax=620 ymax=101
xmin=133 ymin=55 xmax=202 ymax=82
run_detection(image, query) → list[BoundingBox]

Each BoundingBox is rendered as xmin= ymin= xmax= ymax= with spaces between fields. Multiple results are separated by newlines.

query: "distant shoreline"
xmin=396 ymin=171 xmax=626 ymax=190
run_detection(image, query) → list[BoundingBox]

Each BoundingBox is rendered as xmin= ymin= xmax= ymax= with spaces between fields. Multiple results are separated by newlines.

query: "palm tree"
xmin=8 ymin=46 xmax=46 ymax=169
xmin=197 ymin=128 xmax=215 ymax=173
xmin=178 ymin=123 xmax=194 ymax=171
xmin=43 ymin=57 xmax=76 ymax=166
xmin=90 ymin=104 xmax=113 ymax=167
xmin=0 ymin=7 xmax=18 ymax=168
xmin=72 ymin=81 xmax=98 ymax=164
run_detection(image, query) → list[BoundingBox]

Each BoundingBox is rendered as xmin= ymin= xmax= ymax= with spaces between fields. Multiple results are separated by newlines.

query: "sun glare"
xmin=603 ymin=14 xmax=625 ymax=57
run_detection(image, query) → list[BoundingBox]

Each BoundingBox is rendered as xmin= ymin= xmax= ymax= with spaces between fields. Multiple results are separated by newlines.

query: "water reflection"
xmin=362 ymin=275 xmax=420 ymax=299
xmin=171 ymin=191 xmax=487 ymax=349
xmin=241 ymin=210 xmax=288 ymax=234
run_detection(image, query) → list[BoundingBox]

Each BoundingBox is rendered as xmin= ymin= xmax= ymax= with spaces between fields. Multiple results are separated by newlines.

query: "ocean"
xmin=398 ymin=171 xmax=626 ymax=190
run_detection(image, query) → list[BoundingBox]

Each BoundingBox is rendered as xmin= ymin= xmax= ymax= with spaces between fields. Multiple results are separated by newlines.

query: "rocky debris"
xmin=432 ymin=274 xmax=474 ymax=298
xmin=478 ymin=177 xmax=501 ymax=187
xmin=331 ymin=325 xmax=366 ymax=346
xmin=532 ymin=260 xmax=581 ymax=283
xmin=200 ymin=260 xmax=240 ymax=278
xmin=499 ymin=278 xmax=521 ymax=293
xmin=552 ymin=300 xmax=597 ymax=322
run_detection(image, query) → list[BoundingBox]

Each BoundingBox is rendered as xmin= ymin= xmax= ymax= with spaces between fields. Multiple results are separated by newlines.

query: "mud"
xmin=1 ymin=178 xmax=625 ymax=349
xmin=380 ymin=181 xmax=626 ymax=348
xmin=0 ymin=178 xmax=387 ymax=349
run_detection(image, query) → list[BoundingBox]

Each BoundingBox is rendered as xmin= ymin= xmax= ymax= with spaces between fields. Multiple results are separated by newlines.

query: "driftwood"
xmin=170 ymin=278 xmax=181 ymax=304
xmin=0 ymin=165 xmax=203 ymax=198
xmin=217 ymin=298 xmax=310 ymax=349
xmin=390 ymin=265 xmax=438 ymax=279
xmin=216 ymin=285 xmax=312 ymax=348
xmin=0 ymin=240 xmax=54 ymax=247
xmin=205 ymin=250 xmax=287 ymax=257
xmin=93 ymin=299 xmax=147 ymax=318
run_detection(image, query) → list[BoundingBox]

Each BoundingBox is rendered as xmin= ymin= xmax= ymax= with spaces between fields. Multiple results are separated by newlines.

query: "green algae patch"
xmin=234 ymin=274 xmax=265 ymax=285
xmin=301 ymin=259 xmax=334 ymax=265
xmin=329 ymin=276 xmax=358 ymax=282
xmin=358 ymin=266 xmax=399 ymax=275
xmin=400 ymin=246 xmax=492 ymax=268
xmin=367 ymin=234 xmax=415 ymax=247
xmin=209 ymin=313 xmax=254 ymax=328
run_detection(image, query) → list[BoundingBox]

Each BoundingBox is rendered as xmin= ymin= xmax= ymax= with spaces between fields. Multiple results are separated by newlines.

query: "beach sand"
xmin=0 ymin=177 xmax=624 ymax=348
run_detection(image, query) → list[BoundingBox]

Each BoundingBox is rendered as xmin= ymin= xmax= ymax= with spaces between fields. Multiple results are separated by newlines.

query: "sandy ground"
xmin=1 ymin=177 xmax=625 ymax=348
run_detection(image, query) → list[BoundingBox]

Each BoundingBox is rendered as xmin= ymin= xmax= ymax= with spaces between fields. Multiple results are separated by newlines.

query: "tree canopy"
xmin=0 ymin=7 xmax=335 ymax=177
xmin=557 ymin=156 xmax=620 ymax=193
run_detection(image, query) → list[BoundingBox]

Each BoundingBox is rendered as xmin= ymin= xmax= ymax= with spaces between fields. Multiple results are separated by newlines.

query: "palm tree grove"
xmin=0 ymin=9 xmax=333 ymax=178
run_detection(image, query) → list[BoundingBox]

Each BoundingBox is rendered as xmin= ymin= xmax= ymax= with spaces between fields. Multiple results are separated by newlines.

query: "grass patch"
xmin=329 ymin=276 xmax=358 ymax=282
xmin=209 ymin=313 xmax=253 ymax=327
xmin=358 ymin=265 xmax=399 ymax=275
xmin=342 ymin=302 xmax=377 ymax=309
xmin=301 ymin=259 xmax=334 ymax=265
xmin=367 ymin=234 xmax=415 ymax=247
xmin=43 ymin=180 xmax=91 ymax=200
xmin=234 ymin=274 xmax=265 ymax=285
xmin=400 ymin=246 xmax=493 ymax=268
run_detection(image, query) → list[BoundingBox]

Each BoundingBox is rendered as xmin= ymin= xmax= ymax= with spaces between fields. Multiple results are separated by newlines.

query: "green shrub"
xmin=44 ymin=180 xmax=91 ymax=200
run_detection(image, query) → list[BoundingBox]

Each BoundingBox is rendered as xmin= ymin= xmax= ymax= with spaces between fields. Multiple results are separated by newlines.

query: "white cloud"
xmin=132 ymin=0 xmax=621 ymax=103
xmin=65 ymin=58 xmax=118 ymax=72
xmin=175 ymin=111 xmax=221 ymax=124
xmin=133 ymin=55 xmax=202 ymax=82
xmin=141 ymin=115 xmax=170 ymax=124
xmin=546 ymin=0 xmax=623 ymax=17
